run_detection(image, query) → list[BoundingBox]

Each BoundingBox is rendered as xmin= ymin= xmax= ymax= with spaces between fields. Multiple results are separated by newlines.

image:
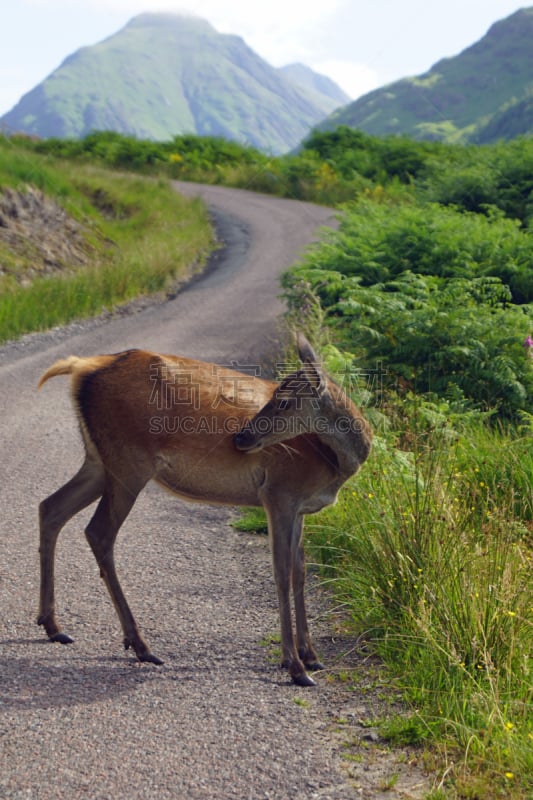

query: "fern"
xmin=286 ymin=201 xmax=533 ymax=420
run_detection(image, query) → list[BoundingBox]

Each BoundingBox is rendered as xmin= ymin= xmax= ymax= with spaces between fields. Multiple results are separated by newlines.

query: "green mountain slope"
xmin=320 ymin=7 xmax=533 ymax=143
xmin=0 ymin=13 xmax=346 ymax=154
xmin=474 ymin=94 xmax=533 ymax=143
xmin=279 ymin=63 xmax=350 ymax=108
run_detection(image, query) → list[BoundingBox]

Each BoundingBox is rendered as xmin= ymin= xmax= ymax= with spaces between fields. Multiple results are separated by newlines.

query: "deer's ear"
xmin=296 ymin=333 xmax=319 ymax=365
xmin=302 ymin=361 xmax=326 ymax=394
xmin=296 ymin=333 xmax=326 ymax=394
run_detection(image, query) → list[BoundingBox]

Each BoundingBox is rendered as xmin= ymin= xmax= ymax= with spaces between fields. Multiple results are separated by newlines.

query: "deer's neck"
xmin=315 ymin=414 xmax=372 ymax=479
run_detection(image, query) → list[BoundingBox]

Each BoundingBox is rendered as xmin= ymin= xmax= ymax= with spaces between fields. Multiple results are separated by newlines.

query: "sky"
xmin=0 ymin=0 xmax=528 ymax=116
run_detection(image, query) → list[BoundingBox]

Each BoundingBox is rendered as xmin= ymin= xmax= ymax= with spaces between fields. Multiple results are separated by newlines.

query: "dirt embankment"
xmin=0 ymin=185 xmax=92 ymax=284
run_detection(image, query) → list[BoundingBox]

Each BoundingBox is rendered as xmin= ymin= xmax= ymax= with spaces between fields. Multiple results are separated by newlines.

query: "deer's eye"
xmin=277 ymin=397 xmax=297 ymax=411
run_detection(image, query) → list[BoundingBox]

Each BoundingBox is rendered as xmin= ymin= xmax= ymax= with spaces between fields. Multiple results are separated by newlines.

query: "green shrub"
xmin=284 ymin=198 xmax=533 ymax=420
xmin=294 ymin=199 xmax=532 ymax=299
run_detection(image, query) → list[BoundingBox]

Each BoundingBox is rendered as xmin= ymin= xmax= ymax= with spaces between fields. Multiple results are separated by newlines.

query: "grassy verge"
xmin=309 ymin=421 xmax=531 ymax=796
xmin=0 ymin=140 xmax=213 ymax=343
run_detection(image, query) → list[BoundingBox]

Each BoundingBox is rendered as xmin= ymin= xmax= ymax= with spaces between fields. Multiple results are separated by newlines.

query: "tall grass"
xmin=0 ymin=156 xmax=213 ymax=342
xmin=0 ymin=137 xmax=74 ymax=198
xmin=306 ymin=417 xmax=532 ymax=796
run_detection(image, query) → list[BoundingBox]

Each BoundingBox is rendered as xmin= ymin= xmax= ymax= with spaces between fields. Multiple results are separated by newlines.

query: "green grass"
xmin=305 ymin=417 xmax=532 ymax=798
xmin=0 ymin=138 xmax=74 ymax=197
xmin=0 ymin=140 xmax=213 ymax=342
xmin=230 ymin=508 xmax=269 ymax=534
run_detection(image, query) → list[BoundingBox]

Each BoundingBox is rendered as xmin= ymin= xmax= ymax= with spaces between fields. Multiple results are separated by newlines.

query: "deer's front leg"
xmin=266 ymin=504 xmax=315 ymax=687
xmin=292 ymin=515 xmax=324 ymax=673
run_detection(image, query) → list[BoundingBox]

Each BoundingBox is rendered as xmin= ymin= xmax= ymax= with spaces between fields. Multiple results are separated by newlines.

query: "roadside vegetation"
xmin=2 ymin=128 xmax=532 ymax=798
xmin=0 ymin=134 xmax=213 ymax=342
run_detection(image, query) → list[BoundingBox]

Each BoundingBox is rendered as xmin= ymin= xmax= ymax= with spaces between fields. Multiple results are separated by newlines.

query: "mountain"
xmin=279 ymin=63 xmax=350 ymax=108
xmin=319 ymin=7 xmax=533 ymax=143
xmin=473 ymin=94 xmax=533 ymax=143
xmin=0 ymin=13 xmax=347 ymax=154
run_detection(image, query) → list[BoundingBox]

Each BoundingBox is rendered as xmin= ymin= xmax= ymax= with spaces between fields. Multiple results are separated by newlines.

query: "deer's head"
xmin=233 ymin=335 xmax=333 ymax=454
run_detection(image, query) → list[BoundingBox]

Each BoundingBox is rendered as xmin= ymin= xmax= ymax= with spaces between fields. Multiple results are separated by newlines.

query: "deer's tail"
xmin=38 ymin=355 xmax=114 ymax=389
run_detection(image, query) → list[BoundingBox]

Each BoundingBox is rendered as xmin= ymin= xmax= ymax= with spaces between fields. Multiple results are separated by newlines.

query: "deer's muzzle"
xmin=233 ymin=427 xmax=263 ymax=453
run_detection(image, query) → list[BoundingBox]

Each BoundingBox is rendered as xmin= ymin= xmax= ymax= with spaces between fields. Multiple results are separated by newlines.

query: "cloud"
xmin=21 ymin=0 xmax=343 ymax=65
xmin=310 ymin=60 xmax=382 ymax=100
xmin=24 ymin=0 xmax=340 ymax=27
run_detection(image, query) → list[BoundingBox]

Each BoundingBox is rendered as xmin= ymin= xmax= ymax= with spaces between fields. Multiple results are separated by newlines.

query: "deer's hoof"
xmin=38 ymin=615 xmax=73 ymax=644
xmin=49 ymin=632 xmax=74 ymax=645
xmin=292 ymin=671 xmax=317 ymax=687
xmin=139 ymin=652 xmax=164 ymax=665
xmin=124 ymin=636 xmax=164 ymax=665
xmin=305 ymin=660 xmax=325 ymax=671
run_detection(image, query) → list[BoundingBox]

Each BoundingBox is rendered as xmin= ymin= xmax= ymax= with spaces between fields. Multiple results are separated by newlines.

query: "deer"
xmin=37 ymin=334 xmax=372 ymax=686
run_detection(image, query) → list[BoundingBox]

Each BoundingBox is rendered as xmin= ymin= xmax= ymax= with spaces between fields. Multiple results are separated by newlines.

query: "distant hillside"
xmin=474 ymin=94 xmax=533 ymax=143
xmin=319 ymin=7 xmax=533 ymax=143
xmin=0 ymin=13 xmax=347 ymax=154
xmin=279 ymin=63 xmax=350 ymax=108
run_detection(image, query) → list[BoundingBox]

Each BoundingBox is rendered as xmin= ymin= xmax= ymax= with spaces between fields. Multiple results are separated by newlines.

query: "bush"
xmin=284 ymin=201 xmax=533 ymax=420
xmin=424 ymin=137 xmax=533 ymax=226
xmin=296 ymin=199 xmax=532 ymax=300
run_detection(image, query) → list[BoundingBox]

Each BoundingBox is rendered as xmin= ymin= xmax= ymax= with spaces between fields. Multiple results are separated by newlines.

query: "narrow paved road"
xmin=0 ymin=184 xmax=428 ymax=799
xmin=0 ymin=186 xmax=354 ymax=799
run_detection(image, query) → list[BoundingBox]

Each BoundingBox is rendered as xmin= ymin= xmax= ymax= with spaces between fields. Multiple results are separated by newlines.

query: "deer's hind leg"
xmin=84 ymin=473 xmax=161 ymax=664
xmin=38 ymin=455 xmax=105 ymax=643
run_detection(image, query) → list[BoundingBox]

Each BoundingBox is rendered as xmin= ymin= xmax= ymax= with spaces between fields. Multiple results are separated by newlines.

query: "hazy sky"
xmin=0 ymin=0 xmax=527 ymax=116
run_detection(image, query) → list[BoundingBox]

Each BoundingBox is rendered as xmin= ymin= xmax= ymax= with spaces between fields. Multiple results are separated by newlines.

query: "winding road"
xmin=0 ymin=184 xmax=427 ymax=799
